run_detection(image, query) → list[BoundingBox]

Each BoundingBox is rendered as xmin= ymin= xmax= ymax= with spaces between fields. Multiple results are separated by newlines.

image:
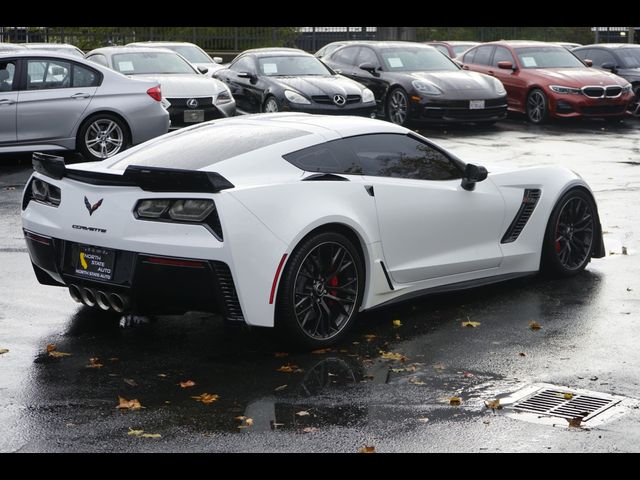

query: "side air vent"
xmin=501 ymin=189 xmax=541 ymax=243
xmin=212 ymin=261 xmax=244 ymax=321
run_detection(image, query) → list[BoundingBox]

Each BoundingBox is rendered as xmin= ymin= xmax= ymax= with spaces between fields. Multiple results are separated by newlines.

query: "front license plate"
xmin=184 ymin=110 xmax=204 ymax=123
xmin=469 ymin=100 xmax=485 ymax=110
xmin=74 ymin=245 xmax=115 ymax=281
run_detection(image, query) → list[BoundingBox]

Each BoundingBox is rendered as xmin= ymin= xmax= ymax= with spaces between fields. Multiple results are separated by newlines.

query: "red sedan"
xmin=460 ymin=40 xmax=635 ymax=123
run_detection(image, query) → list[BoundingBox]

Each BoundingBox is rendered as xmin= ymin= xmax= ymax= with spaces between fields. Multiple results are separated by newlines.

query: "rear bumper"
xmin=24 ymin=229 xmax=244 ymax=319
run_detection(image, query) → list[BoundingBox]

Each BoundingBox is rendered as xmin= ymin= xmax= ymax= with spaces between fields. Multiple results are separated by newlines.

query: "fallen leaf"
xmin=5 ymin=186 xmax=16 ymax=191
xmin=302 ymin=427 xmax=318 ymax=433
xmin=234 ymin=416 xmax=246 ymax=421
xmin=433 ymin=362 xmax=445 ymax=371
xmin=563 ymin=392 xmax=574 ymax=400
xmin=274 ymin=352 xmax=289 ymax=358
xmin=418 ymin=417 xmax=429 ymax=423
xmin=191 ymin=393 xmax=220 ymax=404
xmin=462 ymin=320 xmax=481 ymax=328
xmin=117 ymin=396 xmax=142 ymax=410
xmin=127 ymin=428 xmax=144 ymax=436
xmin=362 ymin=375 xmax=374 ymax=380
xmin=179 ymin=380 xmax=196 ymax=389
xmin=392 ymin=319 xmax=402 ymax=328
xmin=462 ymin=371 xmax=474 ymax=378
xmin=449 ymin=396 xmax=462 ymax=406
xmin=567 ymin=417 xmax=583 ymax=428
xmin=124 ymin=378 xmax=137 ymax=387
xmin=590 ymin=376 xmax=598 ymax=381
xmin=528 ymin=321 xmax=541 ymax=330
xmin=274 ymin=384 xmax=288 ymax=391
xmin=277 ymin=363 xmax=302 ymax=373
xmin=379 ymin=351 xmax=407 ymax=362
xmin=391 ymin=365 xmax=418 ymax=373
xmin=46 ymin=344 xmax=56 ymax=353
xmin=518 ymin=352 xmax=526 ymax=357
xmin=296 ymin=410 xmax=311 ymax=416
xmin=87 ymin=357 xmax=103 ymax=368
xmin=409 ymin=377 xmax=426 ymax=385
xmin=270 ymin=421 xmax=284 ymax=429
xmin=359 ymin=446 xmax=376 ymax=453
xmin=46 ymin=344 xmax=72 ymax=357
xmin=484 ymin=399 xmax=502 ymax=410
xmin=245 ymin=418 xmax=254 ymax=426
xmin=626 ymin=287 xmax=632 ymax=292
xmin=339 ymin=349 xmax=348 ymax=353
xmin=0 ymin=348 xmax=8 ymax=355
xmin=141 ymin=433 xmax=161 ymax=438
xmin=311 ymin=348 xmax=332 ymax=354
xmin=363 ymin=334 xmax=376 ymax=342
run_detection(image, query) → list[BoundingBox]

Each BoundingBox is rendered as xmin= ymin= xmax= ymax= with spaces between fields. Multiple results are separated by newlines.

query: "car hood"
xmin=130 ymin=74 xmax=226 ymax=97
xmin=408 ymin=70 xmax=501 ymax=96
xmin=273 ymin=75 xmax=365 ymax=96
xmin=527 ymin=68 xmax=627 ymax=86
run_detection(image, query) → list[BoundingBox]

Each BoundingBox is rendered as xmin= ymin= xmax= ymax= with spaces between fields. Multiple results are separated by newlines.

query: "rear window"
xmin=109 ymin=124 xmax=310 ymax=170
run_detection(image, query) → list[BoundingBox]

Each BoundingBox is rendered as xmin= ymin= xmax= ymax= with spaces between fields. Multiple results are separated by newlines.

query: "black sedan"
xmin=323 ymin=41 xmax=508 ymax=126
xmin=213 ymin=48 xmax=377 ymax=116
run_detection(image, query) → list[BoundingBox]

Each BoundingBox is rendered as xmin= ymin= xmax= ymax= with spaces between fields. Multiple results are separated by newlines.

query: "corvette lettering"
xmin=72 ymin=225 xmax=107 ymax=233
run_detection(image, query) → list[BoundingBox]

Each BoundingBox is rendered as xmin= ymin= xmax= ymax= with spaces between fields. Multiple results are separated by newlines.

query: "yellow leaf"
xmin=449 ymin=396 xmax=462 ymax=406
xmin=296 ymin=410 xmax=311 ymax=416
xmin=277 ymin=363 xmax=300 ymax=373
xmin=127 ymin=428 xmax=144 ymax=436
xmin=245 ymin=418 xmax=254 ymax=426
xmin=567 ymin=417 xmax=583 ymax=428
xmin=392 ymin=319 xmax=402 ymax=328
xmin=409 ymin=377 xmax=426 ymax=385
xmin=49 ymin=350 xmax=72 ymax=358
xmin=484 ymin=399 xmax=502 ymax=410
xmin=117 ymin=396 xmax=143 ymax=410
xmin=87 ymin=357 xmax=103 ymax=368
xmin=302 ymin=427 xmax=318 ymax=433
xmin=234 ymin=416 xmax=246 ymax=421
xmin=46 ymin=344 xmax=56 ymax=353
xmin=462 ymin=321 xmax=481 ymax=328
xmin=141 ymin=433 xmax=162 ymax=438
xmin=363 ymin=334 xmax=377 ymax=342
xmin=311 ymin=348 xmax=332 ymax=354
xmin=274 ymin=352 xmax=289 ymax=358
xmin=358 ymin=446 xmax=376 ymax=453
xmin=191 ymin=393 xmax=220 ymax=404
xmin=179 ymin=380 xmax=196 ymax=388
xmin=433 ymin=362 xmax=445 ymax=371
xmin=563 ymin=393 xmax=574 ymax=400
xmin=528 ymin=321 xmax=542 ymax=330
xmin=0 ymin=348 xmax=9 ymax=355
xmin=379 ymin=351 xmax=407 ymax=362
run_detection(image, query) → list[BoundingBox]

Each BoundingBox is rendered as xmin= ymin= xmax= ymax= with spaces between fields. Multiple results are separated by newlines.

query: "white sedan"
xmin=22 ymin=114 xmax=604 ymax=349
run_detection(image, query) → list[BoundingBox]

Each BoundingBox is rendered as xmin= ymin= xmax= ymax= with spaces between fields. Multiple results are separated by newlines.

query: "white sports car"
xmin=22 ymin=114 xmax=604 ymax=348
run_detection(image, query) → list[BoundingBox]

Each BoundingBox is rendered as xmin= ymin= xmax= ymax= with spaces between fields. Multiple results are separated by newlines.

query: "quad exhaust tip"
xmin=68 ymin=285 xmax=130 ymax=313
xmin=109 ymin=293 xmax=129 ymax=313
xmin=95 ymin=291 xmax=111 ymax=311
xmin=80 ymin=287 xmax=96 ymax=307
xmin=68 ymin=284 xmax=83 ymax=304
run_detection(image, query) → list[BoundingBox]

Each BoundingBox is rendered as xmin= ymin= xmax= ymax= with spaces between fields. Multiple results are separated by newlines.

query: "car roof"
xmin=426 ymin=41 xmax=479 ymax=46
xmin=333 ymin=41 xmax=434 ymax=49
xmin=22 ymin=43 xmax=80 ymax=48
xmin=576 ymin=43 xmax=640 ymax=49
xmin=0 ymin=50 xmax=90 ymax=61
xmin=241 ymin=47 xmax=310 ymax=57
xmin=86 ymin=46 xmax=177 ymax=56
xmin=483 ymin=40 xmax=561 ymax=48
xmin=127 ymin=41 xmax=199 ymax=46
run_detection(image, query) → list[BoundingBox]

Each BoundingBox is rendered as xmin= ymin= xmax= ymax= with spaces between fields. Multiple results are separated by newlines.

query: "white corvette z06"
xmin=22 ymin=114 xmax=605 ymax=348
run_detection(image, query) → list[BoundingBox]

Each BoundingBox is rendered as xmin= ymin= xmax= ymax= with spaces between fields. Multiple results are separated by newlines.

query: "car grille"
xmin=311 ymin=94 xmax=361 ymax=105
xmin=581 ymin=86 xmax=623 ymax=98
xmin=211 ymin=261 xmax=244 ymax=321
xmin=581 ymin=105 xmax=627 ymax=115
xmin=501 ymin=189 xmax=541 ymax=243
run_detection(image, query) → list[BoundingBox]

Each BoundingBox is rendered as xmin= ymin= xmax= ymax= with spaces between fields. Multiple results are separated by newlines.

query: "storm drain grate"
xmin=508 ymin=387 xmax=621 ymax=423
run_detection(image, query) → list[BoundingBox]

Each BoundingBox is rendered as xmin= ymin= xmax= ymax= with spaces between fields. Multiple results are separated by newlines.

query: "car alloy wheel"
xmin=526 ymin=89 xmax=548 ymax=124
xmin=264 ymin=97 xmax=279 ymax=113
xmin=387 ymin=89 xmax=408 ymax=125
xmin=84 ymin=119 xmax=124 ymax=159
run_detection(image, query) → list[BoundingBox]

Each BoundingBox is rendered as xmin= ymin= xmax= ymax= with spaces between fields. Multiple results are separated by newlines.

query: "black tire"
xmin=262 ymin=95 xmax=280 ymax=113
xmin=276 ymin=231 xmax=365 ymax=350
xmin=526 ymin=88 xmax=549 ymax=124
xmin=541 ymin=189 xmax=597 ymax=277
xmin=385 ymin=87 xmax=411 ymax=126
xmin=77 ymin=113 xmax=130 ymax=162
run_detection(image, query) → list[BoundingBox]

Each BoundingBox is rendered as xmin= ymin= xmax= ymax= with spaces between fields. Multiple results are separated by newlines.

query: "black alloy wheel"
xmin=276 ymin=231 xmax=364 ymax=349
xmin=386 ymin=88 xmax=410 ymax=126
xmin=526 ymin=88 xmax=549 ymax=124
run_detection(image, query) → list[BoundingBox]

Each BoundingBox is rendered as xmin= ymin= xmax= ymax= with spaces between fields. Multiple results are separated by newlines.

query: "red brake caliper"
xmin=328 ymin=276 xmax=339 ymax=298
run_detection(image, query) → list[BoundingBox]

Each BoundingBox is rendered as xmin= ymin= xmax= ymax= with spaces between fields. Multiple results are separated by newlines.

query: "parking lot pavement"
xmin=1 ymin=117 xmax=639 ymax=452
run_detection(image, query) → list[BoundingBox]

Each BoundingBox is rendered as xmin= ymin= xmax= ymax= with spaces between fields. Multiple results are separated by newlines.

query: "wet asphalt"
xmin=1 ymin=115 xmax=639 ymax=452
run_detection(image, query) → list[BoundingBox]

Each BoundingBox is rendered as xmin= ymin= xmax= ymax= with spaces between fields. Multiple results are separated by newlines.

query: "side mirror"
xmin=197 ymin=66 xmax=209 ymax=74
xmin=359 ymin=62 xmax=380 ymax=76
xmin=497 ymin=61 xmax=514 ymax=70
xmin=601 ymin=61 xmax=617 ymax=73
xmin=461 ymin=163 xmax=488 ymax=191
xmin=213 ymin=56 xmax=223 ymax=64
xmin=583 ymin=59 xmax=593 ymax=67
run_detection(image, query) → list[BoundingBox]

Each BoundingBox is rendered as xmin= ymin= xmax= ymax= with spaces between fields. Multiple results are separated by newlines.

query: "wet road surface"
xmin=1 ymin=116 xmax=639 ymax=452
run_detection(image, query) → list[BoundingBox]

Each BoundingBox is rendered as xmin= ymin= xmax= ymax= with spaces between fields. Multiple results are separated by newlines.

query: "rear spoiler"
xmin=32 ymin=153 xmax=234 ymax=193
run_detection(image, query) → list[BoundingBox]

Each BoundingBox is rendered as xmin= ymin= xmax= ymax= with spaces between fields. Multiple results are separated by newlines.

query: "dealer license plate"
xmin=74 ymin=245 xmax=115 ymax=281
xmin=184 ymin=110 xmax=204 ymax=123
xmin=469 ymin=100 xmax=485 ymax=109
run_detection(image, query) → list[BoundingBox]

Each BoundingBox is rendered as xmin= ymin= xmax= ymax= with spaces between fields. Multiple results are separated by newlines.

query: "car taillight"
xmin=147 ymin=86 xmax=162 ymax=102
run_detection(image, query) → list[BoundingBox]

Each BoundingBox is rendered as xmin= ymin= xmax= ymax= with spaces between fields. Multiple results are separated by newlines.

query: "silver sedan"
xmin=85 ymin=46 xmax=235 ymax=129
xmin=0 ymin=51 xmax=169 ymax=161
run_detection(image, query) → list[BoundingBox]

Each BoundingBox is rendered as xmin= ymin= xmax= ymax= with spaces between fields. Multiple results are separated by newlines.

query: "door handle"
xmin=70 ymin=93 xmax=90 ymax=99
xmin=0 ymin=99 xmax=15 ymax=105
xmin=487 ymin=70 xmax=495 ymax=76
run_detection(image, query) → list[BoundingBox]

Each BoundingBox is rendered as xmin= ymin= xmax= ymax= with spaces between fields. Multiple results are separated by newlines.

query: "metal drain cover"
xmin=501 ymin=383 xmax=633 ymax=427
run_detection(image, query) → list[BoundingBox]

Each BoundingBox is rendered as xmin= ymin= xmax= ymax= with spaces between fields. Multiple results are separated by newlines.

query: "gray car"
xmin=0 ymin=51 xmax=169 ymax=161
xmin=85 ymin=46 xmax=235 ymax=129
xmin=126 ymin=41 xmax=224 ymax=77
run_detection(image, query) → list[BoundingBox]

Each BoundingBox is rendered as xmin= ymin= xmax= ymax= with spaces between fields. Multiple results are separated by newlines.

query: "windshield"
xmin=112 ymin=52 xmax=196 ymax=75
xmin=379 ymin=47 xmax=459 ymax=72
xmin=168 ymin=45 xmax=212 ymax=64
xmin=514 ymin=47 xmax=585 ymax=69
xmin=257 ymin=55 xmax=331 ymax=76
xmin=452 ymin=44 xmax=476 ymax=55
xmin=619 ymin=48 xmax=640 ymax=68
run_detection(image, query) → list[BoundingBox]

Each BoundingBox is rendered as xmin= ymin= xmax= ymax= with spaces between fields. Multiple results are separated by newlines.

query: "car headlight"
xmin=621 ymin=83 xmax=633 ymax=94
xmin=549 ymin=85 xmax=581 ymax=95
xmin=362 ymin=88 xmax=375 ymax=103
xmin=493 ymin=79 xmax=507 ymax=96
xmin=26 ymin=177 xmax=61 ymax=208
xmin=411 ymin=80 xmax=442 ymax=95
xmin=284 ymin=90 xmax=311 ymax=105
xmin=215 ymin=89 xmax=233 ymax=105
